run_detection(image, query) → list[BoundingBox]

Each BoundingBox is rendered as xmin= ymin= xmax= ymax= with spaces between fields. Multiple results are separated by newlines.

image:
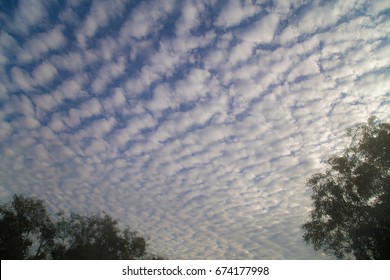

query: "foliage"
xmin=0 ymin=195 xmax=55 ymax=259
xmin=52 ymin=212 xmax=148 ymax=260
xmin=303 ymin=117 xmax=390 ymax=259
xmin=0 ymin=194 xmax=162 ymax=260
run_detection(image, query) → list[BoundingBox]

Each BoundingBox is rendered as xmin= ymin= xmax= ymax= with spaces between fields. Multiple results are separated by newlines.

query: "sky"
xmin=0 ymin=0 xmax=389 ymax=259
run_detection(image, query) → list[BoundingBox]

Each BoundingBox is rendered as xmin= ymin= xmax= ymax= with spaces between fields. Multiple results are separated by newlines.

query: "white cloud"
xmin=52 ymin=76 xmax=87 ymax=104
xmin=227 ymin=41 xmax=254 ymax=67
xmin=151 ymin=97 xmax=226 ymax=144
xmin=112 ymin=88 xmax=127 ymax=107
xmin=18 ymin=25 xmax=66 ymax=63
xmin=123 ymin=27 xmax=216 ymax=98
xmin=147 ymin=83 xmax=174 ymax=112
xmin=367 ymin=0 xmax=390 ymax=16
xmin=301 ymin=1 xmax=364 ymax=34
xmin=119 ymin=0 xmax=174 ymax=43
xmin=102 ymin=88 xmax=127 ymax=113
xmin=84 ymin=138 xmax=108 ymax=156
xmin=22 ymin=116 xmax=40 ymax=129
xmin=33 ymin=94 xmax=58 ymax=112
xmin=32 ymin=61 xmax=58 ymax=86
xmin=98 ymin=36 xmax=119 ymax=61
xmin=59 ymin=6 xmax=80 ymax=26
xmin=0 ymin=32 xmax=22 ymax=66
xmin=11 ymin=67 xmax=32 ymax=91
xmin=51 ymin=52 xmax=84 ymax=72
xmin=173 ymin=33 xmax=217 ymax=54
xmin=175 ymin=0 xmax=204 ymax=36
xmin=0 ymin=121 xmax=12 ymax=142
xmin=79 ymin=98 xmax=102 ymax=119
xmin=147 ymin=43 xmax=181 ymax=76
xmin=11 ymin=0 xmax=46 ymax=33
xmin=65 ymin=108 xmax=81 ymax=128
xmin=0 ymin=82 xmax=7 ymax=100
xmin=76 ymin=0 xmax=126 ymax=48
xmin=110 ymin=114 xmax=156 ymax=148
xmin=238 ymin=13 xmax=279 ymax=44
xmin=48 ymin=113 xmax=66 ymax=132
xmin=88 ymin=117 xmax=116 ymax=138
xmin=124 ymin=62 xmax=166 ymax=96
xmin=279 ymin=1 xmax=364 ymax=44
xmin=204 ymin=47 xmax=228 ymax=70
xmin=215 ymin=0 xmax=261 ymax=28
xmin=7 ymin=95 xmax=35 ymax=117
xmin=1 ymin=0 xmax=389 ymax=261
xmin=286 ymin=55 xmax=320 ymax=82
xmin=174 ymin=68 xmax=211 ymax=103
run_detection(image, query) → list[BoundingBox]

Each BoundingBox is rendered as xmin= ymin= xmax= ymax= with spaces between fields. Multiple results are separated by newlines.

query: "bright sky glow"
xmin=0 ymin=0 xmax=389 ymax=259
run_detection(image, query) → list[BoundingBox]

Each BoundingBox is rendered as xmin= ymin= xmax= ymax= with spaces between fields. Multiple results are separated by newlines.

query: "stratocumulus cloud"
xmin=0 ymin=0 xmax=389 ymax=259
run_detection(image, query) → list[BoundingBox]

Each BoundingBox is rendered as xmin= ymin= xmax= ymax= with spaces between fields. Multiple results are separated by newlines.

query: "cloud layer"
xmin=0 ymin=0 xmax=389 ymax=259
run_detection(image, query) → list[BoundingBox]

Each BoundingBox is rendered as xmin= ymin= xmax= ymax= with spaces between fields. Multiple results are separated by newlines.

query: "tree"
xmin=0 ymin=194 xmax=162 ymax=260
xmin=302 ymin=117 xmax=390 ymax=259
xmin=52 ymin=212 xmax=150 ymax=260
xmin=0 ymin=194 xmax=55 ymax=259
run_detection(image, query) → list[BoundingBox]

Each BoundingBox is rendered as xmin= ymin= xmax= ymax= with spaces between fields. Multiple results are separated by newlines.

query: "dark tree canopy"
xmin=303 ymin=117 xmax=390 ymax=259
xmin=0 ymin=194 xmax=162 ymax=260
xmin=0 ymin=195 xmax=55 ymax=259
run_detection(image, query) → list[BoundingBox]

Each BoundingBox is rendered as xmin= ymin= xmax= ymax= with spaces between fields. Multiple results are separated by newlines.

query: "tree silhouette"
xmin=52 ymin=212 xmax=149 ymax=260
xmin=0 ymin=195 xmax=55 ymax=259
xmin=0 ymin=194 xmax=162 ymax=260
xmin=303 ymin=117 xmax=390 ymax=259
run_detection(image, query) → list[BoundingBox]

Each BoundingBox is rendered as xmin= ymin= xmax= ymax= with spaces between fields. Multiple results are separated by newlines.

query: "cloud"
xmin=175 ymin=0 xmax=204 ymax=36
xmin=174 ymin=68 xmax=211 ymax=103
xmin=0 ymin=121 xmax=12 ymax=142
xmin=11 ymin=67 xmax=32 ymax=91
xmin=286 ymin=55 xmax=320 ymax=82
xmin=367 ymin=0 xmax=390 ymax=16
xmin=110 ymin=114 xmax=156 ymax=148
xmin=10 ymin=95 xmax=35 ymax=117
xmin=0 ymin=32 xmax=22 ymax=66
xmin=279 ymin=0 xmax=366 ymax=44
xmin=75 ymin=0 xmax=126 ymax=48
xmin=51 ymin=52 xmax=84 ymax=72
xmin=22 ymin=116 xmax=40 ymax=129
xmin=18 ymin=25 xmax=66 ymax=63
xmin=227 ymin=41 xmax=254 ymax=67
xmin=88 ymin=117 xmax=117 ymax=138
xmin=78 ymin=98 xmax=102 ymax=119
xmin=33 ymin=94 xmax=58 ymax=112
xmin=238 ymin=13 xmax=279 ymax=44
xmin=119 ymin=0 xmax=174 ymax=43
xmin=215 ymin=0 xmax=261 ymax=28
xmin=104 ymin=87 xmax=127 ymax=109
xmin=147 ymin=83 xmax=174 ymax=112
xmin=52 ymin=76 xmax=87 ymax=105
xmin=32 ymin=61 xmax=58 ymax=86
xmin=91 ymin=56 xmax=126 ymax=94
xmin=1 ymin=0 xmax=389 ymax=261
xmin=84 ymin=138 xmax=108 ymax=156
xmin=10 ymin=0 xmax=47 ymax=34
xmin=48 ymin=113 xmax=66 ymax=132
xmin=299 ymin=1 xmax=364 ymax=34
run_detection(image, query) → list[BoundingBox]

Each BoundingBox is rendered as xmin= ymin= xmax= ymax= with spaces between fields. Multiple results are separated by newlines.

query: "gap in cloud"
xmin=70 ymin=0 xmax=93 ymax=23
xmin=155 ymin=7 xmax=182 ymax=40
xmin=46 ymin=1 xmax=68 ymax=24
xmin=0 ymin=0 xmax=18 ymax=13
xmin=3 ymin=111 xmax=24 ymax=123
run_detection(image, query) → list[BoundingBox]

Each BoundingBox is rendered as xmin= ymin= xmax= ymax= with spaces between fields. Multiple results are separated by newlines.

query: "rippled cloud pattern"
xmin=0 ymin=0 xmax=389 ymax=259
